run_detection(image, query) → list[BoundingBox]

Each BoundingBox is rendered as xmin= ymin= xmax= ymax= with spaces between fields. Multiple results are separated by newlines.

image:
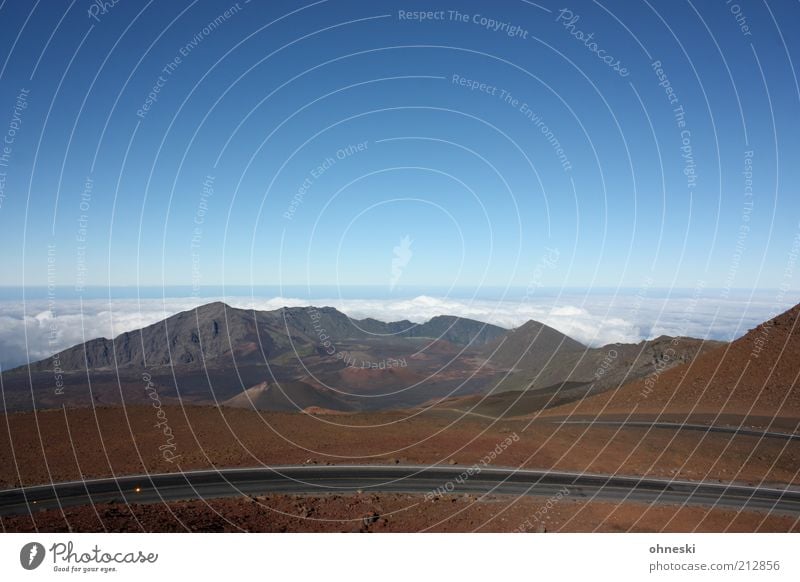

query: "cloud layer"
xmin=0 ymin=291 xmax=794 ymax=370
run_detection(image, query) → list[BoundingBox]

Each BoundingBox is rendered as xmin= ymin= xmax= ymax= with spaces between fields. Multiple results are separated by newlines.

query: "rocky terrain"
xmin=543 ymin=303 xmax=800 ymax=419
xmin=1 ymin=302 xmax=718 ymax=415
xmin=1 ymin=405 xmax=796 ymax=490
xmin=2 ymin=303 xmax=799 ymax=533
xmin=4 ymin=492 xmax=797 ymax=533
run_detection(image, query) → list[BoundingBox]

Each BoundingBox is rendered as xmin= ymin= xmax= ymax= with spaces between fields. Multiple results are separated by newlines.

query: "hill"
xmin=21 ymin=302 xmax=507 ymax=373
xmin=479 ymin=319 xmax=720 ymax=397
xmin=2 ymin=301 xmax=723 ymax=416
xmin=543 ymin=302 xmax=800 ymax=419
xmin=221 ymin=380 xmax=355 ymax=413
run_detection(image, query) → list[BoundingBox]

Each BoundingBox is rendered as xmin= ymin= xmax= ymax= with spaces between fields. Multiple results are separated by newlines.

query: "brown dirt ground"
xmin=1 ymin=405 xmax=798 ymax=490
xmin=5 ymin=306 xmax=799 ymax=532
xmin=542 ymin=304 xmax=800 ymax=419
xmin=3 ymin=493 xmax=798 ymax=533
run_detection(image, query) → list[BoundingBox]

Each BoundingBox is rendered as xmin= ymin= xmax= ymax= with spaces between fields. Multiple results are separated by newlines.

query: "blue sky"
xmin=0 ymin=0 xmax=799 ymax=296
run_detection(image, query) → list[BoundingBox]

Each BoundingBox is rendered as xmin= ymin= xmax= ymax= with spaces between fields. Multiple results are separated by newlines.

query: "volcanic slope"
xmin=542 ymin=302 xmax=800 ymax=419
xmin=1 ymin=302 xmax=508 ymax=412
xmin=23 ymin=302 xmax=507 ymax=372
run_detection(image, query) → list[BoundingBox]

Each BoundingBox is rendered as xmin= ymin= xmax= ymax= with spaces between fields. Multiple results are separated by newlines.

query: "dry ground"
xmin=1 ymin=405 xmax=798 ymax=490
xmin=3 ymin=492 xmax=798 ymax=533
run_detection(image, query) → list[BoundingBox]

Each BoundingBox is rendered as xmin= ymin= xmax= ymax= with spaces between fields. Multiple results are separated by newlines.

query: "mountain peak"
xmin=20 ymin=301 xmax=509 ymax=374
xmin=193 ymin=301 xmax=234 ymax=315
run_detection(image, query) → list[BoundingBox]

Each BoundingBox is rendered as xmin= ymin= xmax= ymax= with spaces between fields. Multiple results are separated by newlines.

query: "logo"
xmin=20 ymin=542 xmax=45 ymax=570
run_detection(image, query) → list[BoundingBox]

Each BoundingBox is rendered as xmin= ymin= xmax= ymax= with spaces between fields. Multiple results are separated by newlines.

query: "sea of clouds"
xmin=0 ymin=291 xmax=794 ymax=371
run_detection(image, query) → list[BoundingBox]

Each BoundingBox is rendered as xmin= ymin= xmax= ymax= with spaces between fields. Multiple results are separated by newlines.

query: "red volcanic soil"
xmin=544 ymin=303 xmax=800 ymax=419
xmin=4 ymin=493 xmax=798 ymax=533
xmin=1 ymin=405 xmax=798 ymax=490
xmin=222 ymin=380 xmax=353 ymax=412
xmin=302 ymin=406 xmax=352 ymax=415
xmin=336 ymin=366 xmax=423 ymax=391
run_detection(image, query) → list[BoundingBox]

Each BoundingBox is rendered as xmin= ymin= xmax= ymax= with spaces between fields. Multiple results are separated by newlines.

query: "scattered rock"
xmin=362 ymin=511 xmax=380 ymax=527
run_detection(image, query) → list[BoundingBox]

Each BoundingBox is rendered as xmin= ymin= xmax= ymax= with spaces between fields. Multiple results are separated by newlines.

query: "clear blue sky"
xmin=1 ymin=0 xmax=798 ymax=294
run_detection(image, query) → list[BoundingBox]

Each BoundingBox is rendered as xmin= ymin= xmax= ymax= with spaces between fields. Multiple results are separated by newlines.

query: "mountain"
xmin=433 ymin=316 xmax=722 ymax=418
xmin=481 ymin=320 xmax=586 ymax=371
xmin=543 ymin=302 xmax=800 ymax=419
xmin=4 ymin=301 xmax=726 ymax=416
xmin=34 ymin=301 xmax=260 ymax=371
xmin=404 ymin=315 xmax=508 ymax=345
xmin=480 ymin=319 xmax=720 ymax=395
xmin=437 ymin=332 xmax=722 ymax=417
xmin=23 ymin=302 xmax=507 ymax=373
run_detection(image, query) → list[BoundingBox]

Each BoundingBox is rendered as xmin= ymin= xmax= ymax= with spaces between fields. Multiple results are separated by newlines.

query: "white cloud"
xmin=0 ymin=291 xmax=794 ymax=370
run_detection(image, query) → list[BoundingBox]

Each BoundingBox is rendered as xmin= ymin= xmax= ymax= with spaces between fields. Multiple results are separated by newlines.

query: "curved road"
xmin=2 ymin=465 xmax=799 ymax=517
xmin=547 ymin=420 xmax=800 ymax=441
xmin=441 ymin=411 xmax=800 ymax=442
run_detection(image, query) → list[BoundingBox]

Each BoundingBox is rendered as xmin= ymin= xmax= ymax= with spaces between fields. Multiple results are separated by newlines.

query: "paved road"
xmin=2 ymin=465 xmax=799 ymax=517
xmin=548 ymin=420 xmax=800 ymax=441
xmin=440 ymin=411 xmax=800 ymax=441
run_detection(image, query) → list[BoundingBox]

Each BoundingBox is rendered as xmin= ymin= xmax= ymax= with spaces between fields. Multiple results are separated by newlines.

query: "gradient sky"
xmin=0 ymin=0 xmax=798 ymax=295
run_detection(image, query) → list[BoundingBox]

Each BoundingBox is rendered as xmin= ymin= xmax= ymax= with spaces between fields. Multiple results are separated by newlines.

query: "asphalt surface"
xmin=2 ymin=465 xmax=799 ymax=517
xmin=549 ymin=420 xmax=800 ymax=441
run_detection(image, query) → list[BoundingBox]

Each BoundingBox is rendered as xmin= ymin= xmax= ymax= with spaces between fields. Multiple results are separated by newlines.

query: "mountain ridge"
xmin=542 ymin=302 xmax=800 ymax=418
xmin=19 ymin=302 xmax=510 ymax=373
xmin=1 ymin=300 xmax=738 ymax=416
